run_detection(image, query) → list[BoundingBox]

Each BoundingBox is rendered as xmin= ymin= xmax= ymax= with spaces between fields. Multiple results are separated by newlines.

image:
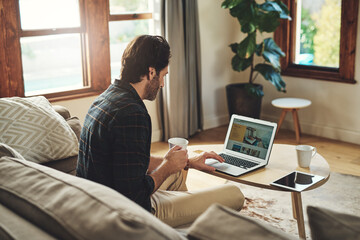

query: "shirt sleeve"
xmin=110 ymin=110 xmax=155 ymax=209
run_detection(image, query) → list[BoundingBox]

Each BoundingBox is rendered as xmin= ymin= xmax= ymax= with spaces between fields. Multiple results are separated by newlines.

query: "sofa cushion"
xmin=187 ymin=204 xmax=294 ymax=240
xmin=0 ymin=203 xmax=55 ymax=240
xmin=0 ymin=143 xmax=25 ymax=160
xmin=0 ymin=156 xmax=184 ymax=240
xmin=307 ymin=206 xmax=360 ymax=240
xmin=0 ymin=96 xmax=78 ymax=163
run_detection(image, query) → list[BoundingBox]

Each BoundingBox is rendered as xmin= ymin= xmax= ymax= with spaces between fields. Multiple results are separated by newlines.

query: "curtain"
xmin=159 ymin=0 xmax=202 ymax=140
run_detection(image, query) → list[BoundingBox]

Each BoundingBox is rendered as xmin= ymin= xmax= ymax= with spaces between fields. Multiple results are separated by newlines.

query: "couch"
xmin=1 ymin=98 xmax=359 ymax=240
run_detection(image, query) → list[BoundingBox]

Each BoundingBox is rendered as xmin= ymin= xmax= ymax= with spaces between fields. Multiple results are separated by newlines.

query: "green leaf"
xmin=221 ymin=0 xmax=246 ymax=9
xmin=255 ymin=42 xmax=264 ymax=56
xmin=259 ymin=1 xmax=282 ymax=12
xmin=257 ymin=11 xmax=280 ymax=33
xmin=237 ymin=32 xmax=256 ymax=58
xmin=241 ymin=23 xmax=256 ymax=33
xmin=245 ymin=83 xmax=264 ymax=97
xmin=231 ymin=55 xmax=253 ymax=72
xmin=261 ymin=38 xmax=285 ymax=70
xmin=275 ymin=0 xmax=292 ymax=19
xmin=230 ymin=43 xmax=239 ymax=53
xmin=229 ymin=1 xmax=257 ymax=33
xmin=254 ymin=63 xmax=286 ymax=92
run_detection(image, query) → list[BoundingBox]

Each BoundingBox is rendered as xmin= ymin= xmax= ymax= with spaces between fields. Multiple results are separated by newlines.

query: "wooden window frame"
xmin=274 ymin=0 xmax=359 ymax=84
xmin=0 ymin=0 xmax=111 ymax=101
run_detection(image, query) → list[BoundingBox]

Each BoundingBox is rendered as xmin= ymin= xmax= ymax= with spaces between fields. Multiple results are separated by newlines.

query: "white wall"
xmin=54 ymin=0 xmax=360 ymax=145
xmin=197 ymin=0 xmax=360 ymax=145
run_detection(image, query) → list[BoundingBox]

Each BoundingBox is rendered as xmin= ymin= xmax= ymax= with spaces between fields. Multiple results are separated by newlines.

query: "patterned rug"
xmin=230 ymin=172 xmax=360 ymax=239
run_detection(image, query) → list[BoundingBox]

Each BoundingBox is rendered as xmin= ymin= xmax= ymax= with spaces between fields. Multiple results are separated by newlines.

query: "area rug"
xmin=229 ymin=172 xmax=360 ymax=239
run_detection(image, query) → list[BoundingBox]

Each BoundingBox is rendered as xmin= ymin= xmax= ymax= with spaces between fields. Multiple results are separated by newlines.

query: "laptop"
xmin=205 ymin=114 xmax=277 ymax=177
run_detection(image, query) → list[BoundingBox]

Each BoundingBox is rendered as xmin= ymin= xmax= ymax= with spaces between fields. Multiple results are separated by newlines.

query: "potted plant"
xmin=222 ymin=0 xmax=291 ymax=119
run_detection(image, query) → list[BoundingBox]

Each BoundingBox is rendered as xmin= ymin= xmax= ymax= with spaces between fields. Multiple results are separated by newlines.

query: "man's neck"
xmin=130 ymin=79 xmax=147 ymax=100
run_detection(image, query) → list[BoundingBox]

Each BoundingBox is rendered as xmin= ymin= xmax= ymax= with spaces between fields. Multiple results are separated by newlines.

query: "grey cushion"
xmin=0 ymin=203 xmax=55 ymax=240
xmin=307 ymin=206 xmax=360 ymax=240
xmin=187 ymin=204 xmax=293 ymax=240
xmin=0 ymin=156 xmax=185 ymax=240
xmin=66 ymin=117 xmax=81 ymax=141
xmin=0 ymin=143 xmax=25 ymax=160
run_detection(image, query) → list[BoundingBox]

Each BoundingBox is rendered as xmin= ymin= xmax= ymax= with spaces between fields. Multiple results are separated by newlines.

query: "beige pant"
xmin=151 ymin=170 xmax=245 ymax=227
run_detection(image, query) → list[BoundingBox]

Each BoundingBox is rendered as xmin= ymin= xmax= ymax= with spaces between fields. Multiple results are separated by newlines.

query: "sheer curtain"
xmin=159 ymin=0 xmax=202 ymax=140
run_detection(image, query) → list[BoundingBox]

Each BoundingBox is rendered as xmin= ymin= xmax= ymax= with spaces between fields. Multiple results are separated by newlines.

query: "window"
xmin=0 ymin=0 xmax=154 ymax=100
xmin=108 ymin=0 xmax=154 ymax=80
xmin=274 ymin=0 xmax=359 ymax=83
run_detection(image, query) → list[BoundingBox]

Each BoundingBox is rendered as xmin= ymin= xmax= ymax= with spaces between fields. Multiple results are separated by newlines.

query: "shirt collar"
xmin=113 ymin=79 xmax=147 ymax=110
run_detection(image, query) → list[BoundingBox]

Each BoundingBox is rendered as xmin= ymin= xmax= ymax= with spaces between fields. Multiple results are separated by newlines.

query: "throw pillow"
xmin=0 ymin=143 xmax=25 ymax=160
xmin=0 ymin=156 xmax=185 ymax=240
xmin=307 ymin=206 xmax=360 ymax=240
xmin=187 ymin=204 xmax=294 ymax=240
xmin=0 ymin=96 xmax=78 ymax=163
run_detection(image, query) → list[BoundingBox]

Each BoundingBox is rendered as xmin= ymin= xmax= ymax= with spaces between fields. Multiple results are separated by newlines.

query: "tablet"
xmin=270 ymin=171 xmax=325 ymax=192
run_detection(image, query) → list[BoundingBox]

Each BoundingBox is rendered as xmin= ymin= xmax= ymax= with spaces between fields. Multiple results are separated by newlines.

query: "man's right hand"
xmin=163 ymin=145 xmax=188 ymax=174
xmin=149 ymin=145 xmax=188 ymax=192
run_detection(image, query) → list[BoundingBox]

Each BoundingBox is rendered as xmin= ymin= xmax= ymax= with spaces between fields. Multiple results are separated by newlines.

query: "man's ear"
xmin=148 ymin=67 xmax=156 ymax=80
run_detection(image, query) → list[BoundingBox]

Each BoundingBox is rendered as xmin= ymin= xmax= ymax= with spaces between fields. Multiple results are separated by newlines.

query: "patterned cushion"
xmin=0 ymin=143 xmax=25 ymax=160
xmin=0 ymin=96 xmax=78 ymax=163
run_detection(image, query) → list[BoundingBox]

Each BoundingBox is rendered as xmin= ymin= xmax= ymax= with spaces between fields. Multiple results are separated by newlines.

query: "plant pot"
xmin=226 ymin=83 xmax=263 ymax=119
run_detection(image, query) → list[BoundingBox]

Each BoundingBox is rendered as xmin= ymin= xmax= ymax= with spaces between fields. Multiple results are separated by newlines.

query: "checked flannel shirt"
xmin=76 ymin=79 xmax=155 ymax=211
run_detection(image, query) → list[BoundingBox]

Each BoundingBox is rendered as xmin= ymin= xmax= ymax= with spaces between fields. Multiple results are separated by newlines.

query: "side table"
xmin=271 ymin=98 xmax=311 ymax=143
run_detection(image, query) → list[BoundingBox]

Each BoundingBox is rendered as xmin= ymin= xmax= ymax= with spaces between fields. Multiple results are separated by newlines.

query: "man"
xmin=76 ymin=35 xmax=244 ymax=226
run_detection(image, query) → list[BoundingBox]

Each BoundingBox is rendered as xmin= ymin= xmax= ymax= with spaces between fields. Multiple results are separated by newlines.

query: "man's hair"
xmin=120 ymin=35 xmax=171 ymax=83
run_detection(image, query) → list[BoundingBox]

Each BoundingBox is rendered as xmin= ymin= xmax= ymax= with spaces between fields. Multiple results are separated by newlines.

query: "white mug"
xmin=296 ymin=145 xmax=317 ymax=168
xmin=168 ymin=137 xmax=189 ymax=150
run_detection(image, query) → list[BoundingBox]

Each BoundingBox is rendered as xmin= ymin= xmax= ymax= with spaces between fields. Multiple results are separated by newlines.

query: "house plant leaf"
xmin=257 ymin=11 xmax=280 ymax=33
xmin=262 ymin=38 xmax=285 ymax=70
xmin=232 ymin=55 xmax=253 ymax=72
xmin=237 ymin=32 xmax=256 ymax=58
xmin=254 ymin=64 xmax=286 ymax=92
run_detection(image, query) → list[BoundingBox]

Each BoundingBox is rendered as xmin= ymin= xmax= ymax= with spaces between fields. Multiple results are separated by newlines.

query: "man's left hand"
xmin=188 ymin=151 xmax=224 ymax=172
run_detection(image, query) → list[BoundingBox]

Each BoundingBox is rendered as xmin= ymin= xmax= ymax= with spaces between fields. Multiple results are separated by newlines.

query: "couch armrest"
xmin=52 ymin=105 xmax=71 ymax=120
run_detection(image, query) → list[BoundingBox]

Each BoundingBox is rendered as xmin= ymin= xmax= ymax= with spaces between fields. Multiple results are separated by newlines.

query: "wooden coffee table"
xmin=188 ymin=143 xmax=330 ymax=239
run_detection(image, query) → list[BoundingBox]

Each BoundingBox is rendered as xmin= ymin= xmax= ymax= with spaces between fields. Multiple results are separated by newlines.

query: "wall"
xmin=55 ymin=0 xmax=360 ymax=145
xmin=197 ymin=0 xmax=243 ymax=129
xmin=197 ymin=0 xmax=360 ymax=145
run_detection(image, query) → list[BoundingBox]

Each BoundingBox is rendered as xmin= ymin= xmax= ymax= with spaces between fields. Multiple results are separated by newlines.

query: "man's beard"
xmin=144 ymin=74 xmax=160 ymax=101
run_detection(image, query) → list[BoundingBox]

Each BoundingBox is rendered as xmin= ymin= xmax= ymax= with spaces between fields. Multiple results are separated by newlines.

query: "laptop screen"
xmin=225 ymin=118 xmax=275 ymax=160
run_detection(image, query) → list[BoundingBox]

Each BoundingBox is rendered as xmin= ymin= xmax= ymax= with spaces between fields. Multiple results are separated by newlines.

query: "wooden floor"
xmin=151 ymin=126 xmax=360 ymax=190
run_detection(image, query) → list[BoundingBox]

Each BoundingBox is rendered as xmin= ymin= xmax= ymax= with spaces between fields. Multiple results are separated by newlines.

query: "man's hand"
xmin=163 ymin=145 xmax=188 ymax=174
xmin=188 ymin=151 xmax=224 ymax=171
xmin=149 ymin=145 xmax=188 ymax=192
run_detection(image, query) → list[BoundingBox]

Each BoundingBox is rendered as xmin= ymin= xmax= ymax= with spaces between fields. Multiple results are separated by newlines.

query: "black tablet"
xmin=270 ymin=171 xmax=325 ymax=192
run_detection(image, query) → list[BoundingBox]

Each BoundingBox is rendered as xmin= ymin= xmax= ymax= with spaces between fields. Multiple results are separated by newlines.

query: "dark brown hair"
xmin=120 ymin=35 xmax=171 ymax=83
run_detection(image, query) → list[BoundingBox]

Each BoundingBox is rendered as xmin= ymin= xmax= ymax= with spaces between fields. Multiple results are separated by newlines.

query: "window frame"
xmin=274 ymin=0 xmax=359 ymax=84
xmin=0 ymin=0 xmax=112 ymax=101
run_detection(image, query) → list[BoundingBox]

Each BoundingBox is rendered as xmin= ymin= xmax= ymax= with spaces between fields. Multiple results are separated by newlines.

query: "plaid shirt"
xmin=76 ymin=79 xmax=154 ymax=211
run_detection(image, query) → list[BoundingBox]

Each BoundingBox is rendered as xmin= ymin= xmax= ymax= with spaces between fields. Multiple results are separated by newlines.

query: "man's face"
xmin=145 ymin=66 xmax=168 ymax=101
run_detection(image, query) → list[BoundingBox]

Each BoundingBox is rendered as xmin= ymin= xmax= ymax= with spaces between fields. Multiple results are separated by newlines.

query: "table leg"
xmin=292 ymin=109 xmax=301 ymax=143
xmin=291 ymin=192 xmax=306 ymax=239
xmin=276 ymin=109 xmax=288 ymax=135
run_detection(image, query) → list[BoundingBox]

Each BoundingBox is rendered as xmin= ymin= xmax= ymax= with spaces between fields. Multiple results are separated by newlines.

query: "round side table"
xmin=271 ymin=98 xmax=311 ymax=143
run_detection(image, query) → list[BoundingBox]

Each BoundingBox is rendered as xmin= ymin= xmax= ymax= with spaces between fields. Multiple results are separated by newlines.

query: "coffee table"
xmin=188 ymin=143 xmax=330 ymax=239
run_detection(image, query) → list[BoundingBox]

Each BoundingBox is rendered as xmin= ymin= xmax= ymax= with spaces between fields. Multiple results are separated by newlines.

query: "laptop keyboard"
xmin=219 ymin=153 xmax=259 ymax=169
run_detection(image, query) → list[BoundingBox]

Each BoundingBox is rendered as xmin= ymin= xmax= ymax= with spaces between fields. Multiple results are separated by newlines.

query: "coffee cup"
xmin=168 ymin=137 xmax=189 ymax=150
xmin=296 ymin=145 xmax=317 ymax=168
